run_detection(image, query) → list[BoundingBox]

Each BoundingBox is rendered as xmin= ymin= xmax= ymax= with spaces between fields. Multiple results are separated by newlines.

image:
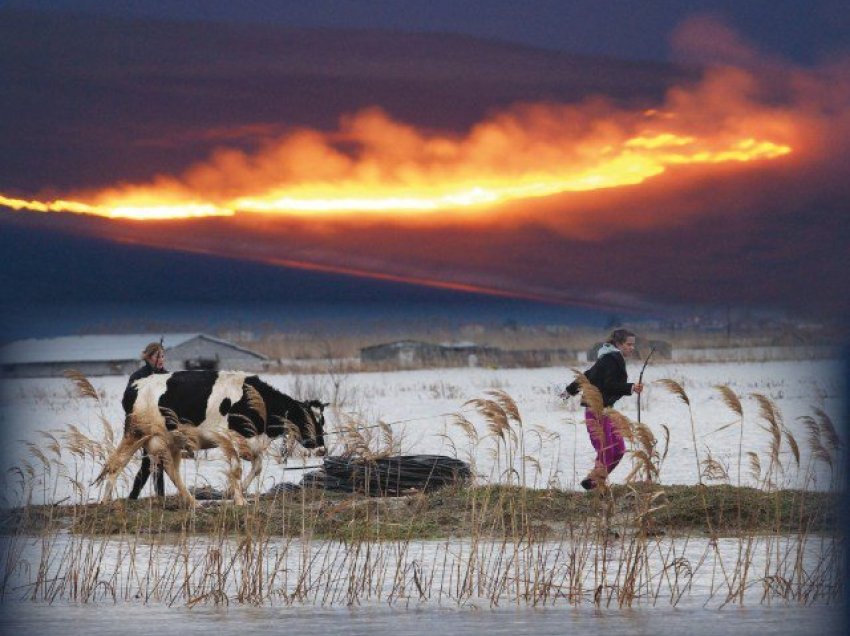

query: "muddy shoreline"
xmin=1 ymin=484 xmax=840 ymax=540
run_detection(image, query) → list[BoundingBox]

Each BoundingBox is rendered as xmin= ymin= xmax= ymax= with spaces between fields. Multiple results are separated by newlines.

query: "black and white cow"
xmin=97 ymin=370 xmax=327 ymax=506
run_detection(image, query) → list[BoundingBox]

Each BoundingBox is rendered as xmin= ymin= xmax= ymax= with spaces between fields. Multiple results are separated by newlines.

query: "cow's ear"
xmin=322 ymin=402 xmax=330 ymax=408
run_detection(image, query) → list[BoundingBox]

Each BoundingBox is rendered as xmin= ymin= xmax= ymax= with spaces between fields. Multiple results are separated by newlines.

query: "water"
xmin=0 ymin=532 xmax=844 ymax=634
xmin=2 ymin=533 xmax=839 ymax=606
xmin=0 ymin=602 xmax=844 ymax=635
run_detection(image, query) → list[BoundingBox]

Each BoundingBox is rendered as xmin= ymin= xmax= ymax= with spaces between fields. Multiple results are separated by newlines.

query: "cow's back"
xmin=131 ymin=370 xmax=245 ymax=431
xmin=154 ymin=371 xmax=220 ymax=428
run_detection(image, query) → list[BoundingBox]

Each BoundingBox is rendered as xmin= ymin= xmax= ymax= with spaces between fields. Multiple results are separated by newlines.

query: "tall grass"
xmin=0 ymin=375 xmax=843 ymax=609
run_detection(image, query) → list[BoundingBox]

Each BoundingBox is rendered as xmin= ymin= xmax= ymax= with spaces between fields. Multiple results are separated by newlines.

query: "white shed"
xmin=0 ymin=333 xmax=268 ymax=378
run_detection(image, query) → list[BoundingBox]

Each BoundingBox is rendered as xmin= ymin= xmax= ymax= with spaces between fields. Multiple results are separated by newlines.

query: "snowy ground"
xmin=0 ymin=358 xmax=844 ymax=505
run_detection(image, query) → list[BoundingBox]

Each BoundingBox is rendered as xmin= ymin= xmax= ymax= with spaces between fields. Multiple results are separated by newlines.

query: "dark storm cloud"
xmin=0 ymin=9 xmax=685 ymax=192
xmin=6 ymin=0 xmax=850 ymax=64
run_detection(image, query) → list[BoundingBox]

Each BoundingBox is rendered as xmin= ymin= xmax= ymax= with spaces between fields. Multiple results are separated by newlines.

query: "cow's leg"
xmin=102 ymin=473 xmax=116 ymax=504
xmin=150 ymin=434 xmax=196 ymax=508
xmin=241 ymin=454 xmax=263 ymax=494
xmin=209 ymin=430 xmax=247 ymax=506
xmin=229 ymin=456 xmax=246 ymax=506
xmin=239 ymin=434 xmax=271 ymax=496
xmin=94 ymin=431 xmax=150 ymax=503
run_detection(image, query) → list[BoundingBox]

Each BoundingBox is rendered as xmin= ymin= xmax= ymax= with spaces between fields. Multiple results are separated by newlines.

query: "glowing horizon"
xmin=0 ymin=113 xmax=792 ymax=222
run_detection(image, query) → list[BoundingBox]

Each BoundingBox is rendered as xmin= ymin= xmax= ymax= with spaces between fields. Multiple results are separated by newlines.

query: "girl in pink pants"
xmin=583 ymin=410 xmax=627 ymax=488
xmin=564 ymin=329 xmax=643 ymax=490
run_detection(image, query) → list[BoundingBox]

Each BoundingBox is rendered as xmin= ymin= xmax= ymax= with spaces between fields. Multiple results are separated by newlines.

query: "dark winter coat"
xmin=565 ymin=349 xmax=633 ymax=408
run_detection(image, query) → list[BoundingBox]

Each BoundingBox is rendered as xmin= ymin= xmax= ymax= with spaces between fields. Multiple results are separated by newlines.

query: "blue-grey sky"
xmin=6 ymin=0 xmax=849 ymax=64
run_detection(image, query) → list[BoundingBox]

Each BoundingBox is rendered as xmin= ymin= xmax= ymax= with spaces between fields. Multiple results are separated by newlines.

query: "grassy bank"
xmin=2 ymin=483 xmax=840 ymax=540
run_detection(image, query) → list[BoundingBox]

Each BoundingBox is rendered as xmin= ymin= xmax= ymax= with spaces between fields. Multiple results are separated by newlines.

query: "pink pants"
xmin=585 ymin=409 xmax=626 ymax=476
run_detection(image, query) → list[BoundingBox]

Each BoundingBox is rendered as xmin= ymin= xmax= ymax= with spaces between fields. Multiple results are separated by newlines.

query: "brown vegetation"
xmin=1 ymin=483 xmax=839 ymax=539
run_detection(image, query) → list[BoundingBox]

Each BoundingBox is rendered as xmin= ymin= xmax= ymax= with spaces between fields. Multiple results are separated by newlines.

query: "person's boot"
xmin=581 ymin=465 xmax=608 ymax=490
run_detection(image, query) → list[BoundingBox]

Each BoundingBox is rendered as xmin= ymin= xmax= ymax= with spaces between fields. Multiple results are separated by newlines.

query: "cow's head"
xmin=301 ymin=399 xmax=328 ymax=453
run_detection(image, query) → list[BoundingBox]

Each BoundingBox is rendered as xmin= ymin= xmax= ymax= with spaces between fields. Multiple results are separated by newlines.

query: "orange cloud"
xmin=2 ymin=60 xmax=806 ymax=227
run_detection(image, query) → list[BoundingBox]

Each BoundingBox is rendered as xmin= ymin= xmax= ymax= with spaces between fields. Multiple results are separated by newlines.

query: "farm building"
xmin=360 ymin=341 xmax=445 ymax=368
xmin=496 ymin=348 xmax=581 ymax=367
xmin=438 ymin=341 xmax=501 ymax=367
xmin=360 ymin=340 xmax=500 ymax=368
xmin=0 ymin=333 xmax=268 ymax=378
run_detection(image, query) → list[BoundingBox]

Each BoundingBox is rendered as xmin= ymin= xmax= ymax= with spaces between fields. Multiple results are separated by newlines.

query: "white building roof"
xmin=0 ymin=333 xmax=266 ymax=365
xmin=361 ymin=340 xmax=434 ymax=351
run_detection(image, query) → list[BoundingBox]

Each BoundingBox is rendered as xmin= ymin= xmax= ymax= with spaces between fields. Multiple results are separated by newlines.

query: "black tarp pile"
xmin=300 ymin=455 xmax=472 ymax=496
xmin=190 ymin=485 xmax=226 ymax=500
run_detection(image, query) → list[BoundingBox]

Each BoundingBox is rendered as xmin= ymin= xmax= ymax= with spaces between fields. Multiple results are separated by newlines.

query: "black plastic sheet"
xmin=300 ymin=455 xmax=471 ymax=496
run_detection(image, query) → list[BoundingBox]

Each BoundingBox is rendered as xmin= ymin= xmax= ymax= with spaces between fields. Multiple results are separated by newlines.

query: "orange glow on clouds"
xmin=1 ymin=68 xmax=796 ymax=222
xmin=0 ymin=195 xmax=231 ymax=219
xmin=228 ymin=134 xmax=789 ymax=218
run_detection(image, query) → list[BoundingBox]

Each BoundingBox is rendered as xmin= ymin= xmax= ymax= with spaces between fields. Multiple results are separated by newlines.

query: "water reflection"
xmin=0 ymin=602 xmax=845 ymax=636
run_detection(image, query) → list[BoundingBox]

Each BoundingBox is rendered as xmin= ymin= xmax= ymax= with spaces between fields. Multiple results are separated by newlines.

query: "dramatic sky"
xmin=1 ymin=1 xmax=849 ymax=337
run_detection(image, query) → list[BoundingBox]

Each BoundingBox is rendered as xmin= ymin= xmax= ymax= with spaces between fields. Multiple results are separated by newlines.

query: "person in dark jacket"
xmin=122 ymin=341 xmax=168 ymax=498
xmin=564 ymin=329 xmax=643 ymax=490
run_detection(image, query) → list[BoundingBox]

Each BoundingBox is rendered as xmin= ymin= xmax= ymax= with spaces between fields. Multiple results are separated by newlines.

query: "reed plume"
xmin=485 ymin=389 xmax=522 ymax=425
xmin=656 ymin=378 xmax=690 ymax=406
xmin=633 ymin=420 xmax=660 ymax=482
xmin=701 ymin=450 xmax=730 ymax=482
xmin=37 ymin=430 xmax=62 ymax=460
xmin=451 ymin=414 xmax=479 ymax=446
xmin=569 ymin=369 xmax=603 ymax=416
xmin=63 ymin=369 xmax=99 ymax=401
xmin=715 ymin=385 xmax=742 ymax=417
xmin=751 ymin=393 xmax=784 ymax=488
xmin=800 ymin=415 xmax=833 ymax=472
xmin=244 ymin=384 xmax=268 ymax=426
xmin=814 ymin=408 xmax=840 ymax=451
xmin=608 ymin=410 xmax=634 ymax=444
xmin=747 ymin=451 xmax=762 ymax=483
xmin=466 ymin=398 xmax=509 ymax=441
xmin=656 ymin=378 xmax=700 ymax=485
xmin=715 ymin=385 xmax=745 ymax=489
xmin=784 ymin=429 xmax=800 ymax=469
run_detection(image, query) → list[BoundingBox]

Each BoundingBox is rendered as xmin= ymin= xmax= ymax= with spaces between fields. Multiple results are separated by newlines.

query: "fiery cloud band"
xmin=1 ymin=67 xmax=794 ymax=222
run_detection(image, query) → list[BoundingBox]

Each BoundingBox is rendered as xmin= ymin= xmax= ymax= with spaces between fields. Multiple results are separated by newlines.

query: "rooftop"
xmin=0 ymin=333 xmax=267 ymax=365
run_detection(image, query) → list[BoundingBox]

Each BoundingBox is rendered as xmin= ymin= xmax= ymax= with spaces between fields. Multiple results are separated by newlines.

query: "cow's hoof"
xmin=179 ymin=497 xmax=198 ymax=509
xmin=106 ymin=499 xmax=125 ymax=511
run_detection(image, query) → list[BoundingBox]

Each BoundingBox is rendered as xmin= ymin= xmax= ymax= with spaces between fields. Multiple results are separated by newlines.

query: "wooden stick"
xmin=637 ymin=347 xmax=656 ymax=424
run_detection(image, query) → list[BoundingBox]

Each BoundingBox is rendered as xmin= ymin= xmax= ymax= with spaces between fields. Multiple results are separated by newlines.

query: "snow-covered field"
xmin=0 ymin=359 xmax=844 ymax=504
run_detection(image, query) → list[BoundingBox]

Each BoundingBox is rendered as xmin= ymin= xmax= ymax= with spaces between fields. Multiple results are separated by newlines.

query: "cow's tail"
xmin=92 ymin=434 xmax=152 ymax=486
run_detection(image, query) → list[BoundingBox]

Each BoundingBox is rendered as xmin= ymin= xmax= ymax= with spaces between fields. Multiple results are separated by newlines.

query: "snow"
xmin=0 ymin=359 xmax=843 ymax=505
